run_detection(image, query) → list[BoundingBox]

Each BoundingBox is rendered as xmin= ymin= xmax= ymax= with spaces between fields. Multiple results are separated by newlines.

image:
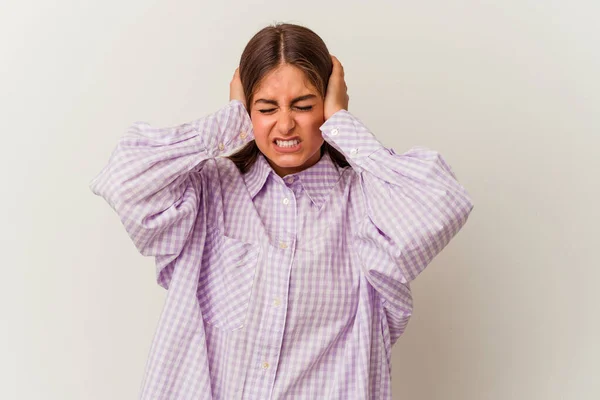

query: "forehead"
xmin=254 ymin=64 xmax=318 ymax=98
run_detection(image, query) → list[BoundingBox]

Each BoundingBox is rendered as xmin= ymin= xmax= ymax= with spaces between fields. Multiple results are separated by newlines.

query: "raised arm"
xmin=322 ymin=56 xmax=474 ymax=342
xmin=90 ymin=71 xmax=253 ymax=286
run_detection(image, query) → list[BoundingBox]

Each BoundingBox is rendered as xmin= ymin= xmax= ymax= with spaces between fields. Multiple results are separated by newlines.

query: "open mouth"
xmin=272 ymin=137 xmax=302 ymax=153
xmin=275 ymin=139 xmax=300 ymax=148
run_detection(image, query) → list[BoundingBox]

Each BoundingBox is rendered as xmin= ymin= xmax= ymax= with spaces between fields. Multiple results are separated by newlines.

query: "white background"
xmin=2 ymin=1 xmax=598 ymax=399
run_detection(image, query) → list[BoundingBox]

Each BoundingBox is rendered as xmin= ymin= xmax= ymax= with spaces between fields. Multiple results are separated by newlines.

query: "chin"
xmin=270 ymin=154 xmax=309 ymax=167
xmin=271 ymin=155 xmax=308 ymax=168
xmin=264 ymin=151 xmax=321 ymax=176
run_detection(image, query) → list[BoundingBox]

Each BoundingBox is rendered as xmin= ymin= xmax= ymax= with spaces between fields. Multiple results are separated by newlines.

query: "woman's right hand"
xmin=230 ymin=68 xmax=246 ymax=109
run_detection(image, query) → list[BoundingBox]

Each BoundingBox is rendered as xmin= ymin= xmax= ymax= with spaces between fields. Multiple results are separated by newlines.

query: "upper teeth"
xmin=276 ymin=139 xmax=299 ymax=147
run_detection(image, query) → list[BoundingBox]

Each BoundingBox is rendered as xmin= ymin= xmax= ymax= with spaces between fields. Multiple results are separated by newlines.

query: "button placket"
xmin=253 ymin=180 xmax=295 ymax=383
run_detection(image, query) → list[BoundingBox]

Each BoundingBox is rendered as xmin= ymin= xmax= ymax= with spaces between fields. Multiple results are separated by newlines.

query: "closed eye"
xmin=257 ymin=105 xmax=313 ymax=114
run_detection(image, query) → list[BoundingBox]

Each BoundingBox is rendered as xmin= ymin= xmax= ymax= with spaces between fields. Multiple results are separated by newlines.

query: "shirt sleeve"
xmin=320 ymin=110 xmax=474 ymax=342
xmin=89 ymin=100 xmax=253 ymax=285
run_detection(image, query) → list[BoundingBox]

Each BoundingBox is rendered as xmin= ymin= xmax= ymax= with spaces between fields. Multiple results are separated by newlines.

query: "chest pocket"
xmin=197 ymin=231 xmax=259 ymax=331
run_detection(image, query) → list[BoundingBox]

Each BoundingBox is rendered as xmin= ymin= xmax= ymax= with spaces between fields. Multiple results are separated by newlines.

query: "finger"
xmin=334 ymin=56 xmax=345 ymax=75
xmin=330 ymin=55 xmax=344 ymax=77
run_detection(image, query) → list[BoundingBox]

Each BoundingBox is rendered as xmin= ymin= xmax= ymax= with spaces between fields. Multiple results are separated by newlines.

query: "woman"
xmin=90 ymin=23 xmax=473 ymax=399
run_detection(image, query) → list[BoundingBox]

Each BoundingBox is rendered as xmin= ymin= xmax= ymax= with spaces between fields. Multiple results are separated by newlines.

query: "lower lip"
xmin=273 ymin=141 xmax=302 ymax=153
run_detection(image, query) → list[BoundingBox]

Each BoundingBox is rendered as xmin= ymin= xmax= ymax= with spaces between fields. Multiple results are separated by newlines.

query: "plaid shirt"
xmin=90 ymin=100 xmax=473 ymax=399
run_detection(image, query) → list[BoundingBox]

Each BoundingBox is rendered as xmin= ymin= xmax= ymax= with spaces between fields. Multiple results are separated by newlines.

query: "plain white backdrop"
xmin=1 ymin=1 xmax=598 ymax=399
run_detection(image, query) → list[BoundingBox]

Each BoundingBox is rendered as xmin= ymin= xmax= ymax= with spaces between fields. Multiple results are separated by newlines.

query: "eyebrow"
xmin=254 ymin=94 xmax=317 ymax=106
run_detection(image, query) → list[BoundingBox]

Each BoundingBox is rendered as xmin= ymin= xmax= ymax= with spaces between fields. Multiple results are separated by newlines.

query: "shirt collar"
xmin=296 ymin=152 xmax=343 ymax=208
xmin=243 ymin=152 xmax=272 ymax=199
xmin=244 ymin=151 xmax=344 ymax=208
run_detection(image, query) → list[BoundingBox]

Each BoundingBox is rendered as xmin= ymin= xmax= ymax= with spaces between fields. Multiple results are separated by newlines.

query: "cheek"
xmin=250 ymin=115 xmax=272 ymax=143
xmin=298 ymin=114 xmax=325 ymax=139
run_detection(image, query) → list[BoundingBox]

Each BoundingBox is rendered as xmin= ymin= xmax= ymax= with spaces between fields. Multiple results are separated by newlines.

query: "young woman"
xmin=90 ymin=23 xmax=473 ymax=399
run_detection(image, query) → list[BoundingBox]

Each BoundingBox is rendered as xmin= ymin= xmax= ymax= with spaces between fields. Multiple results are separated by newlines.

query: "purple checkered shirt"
xmin=90 ymin=100 xmax=473 ymax=399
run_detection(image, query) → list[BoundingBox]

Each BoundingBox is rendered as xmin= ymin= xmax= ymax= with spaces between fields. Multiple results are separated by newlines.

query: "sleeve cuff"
xmin=320 ymin=109 xmax=386 ymax=170
xmin=203 ymin=100 xmax=254 ymax=157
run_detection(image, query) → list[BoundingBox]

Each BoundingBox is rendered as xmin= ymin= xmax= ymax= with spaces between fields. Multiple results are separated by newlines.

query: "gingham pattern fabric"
xmin=90 ymin=100 xmax=473 ymax=399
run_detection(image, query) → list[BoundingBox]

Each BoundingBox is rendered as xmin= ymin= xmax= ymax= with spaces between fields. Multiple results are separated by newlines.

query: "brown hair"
xmin=227 ymin=23 xmax=349 ymax=174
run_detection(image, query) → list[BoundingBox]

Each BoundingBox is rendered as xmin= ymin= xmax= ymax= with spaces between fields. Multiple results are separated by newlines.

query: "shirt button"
xmin=285 ymin=176 xmax=295 ymax=184
xmin=240 ymin=131 xmax=247 ymax=139
xmin=262 ymin=362 xmax=270 ymax=369
xmin=350 ymin=148 xmax=358 ymax=155
xmin=331 ymin=128 xmax=339 ymax=136
xmin=273 ymin=298 xmax=281 ymax=307
xmin=282 ymin=198 xmax=290 ymax=205
xmin=218 ymin=143 xmax=225 ymax=151
xmin=279 ymin=241 xmax=288 ymax=249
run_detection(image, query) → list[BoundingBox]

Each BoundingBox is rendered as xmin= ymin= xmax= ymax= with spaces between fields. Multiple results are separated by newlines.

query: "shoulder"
xmin=214 ymin=156 xmax=243 ymax=179
xmin=210 ymin=156 xmax=248 ymax=194
xmin=193 ymin=156 xmax=242 ymax=180
xmin=338 ymin=164 xmax=360 ymax=187
xmin=187 ymin=157 xmax=244 ymax=203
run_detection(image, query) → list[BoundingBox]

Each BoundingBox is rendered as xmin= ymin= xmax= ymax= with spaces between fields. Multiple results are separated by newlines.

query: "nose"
xmin=276 ymin=109 xmax=295 ymax=135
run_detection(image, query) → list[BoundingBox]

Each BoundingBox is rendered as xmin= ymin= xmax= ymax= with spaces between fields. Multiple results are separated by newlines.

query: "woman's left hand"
xmin=324 ymin=55 xmax=349 ymax=120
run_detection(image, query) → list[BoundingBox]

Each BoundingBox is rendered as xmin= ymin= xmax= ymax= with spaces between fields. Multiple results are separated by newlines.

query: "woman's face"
xmin=249 ymin=64 xmax=325 ymax=177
